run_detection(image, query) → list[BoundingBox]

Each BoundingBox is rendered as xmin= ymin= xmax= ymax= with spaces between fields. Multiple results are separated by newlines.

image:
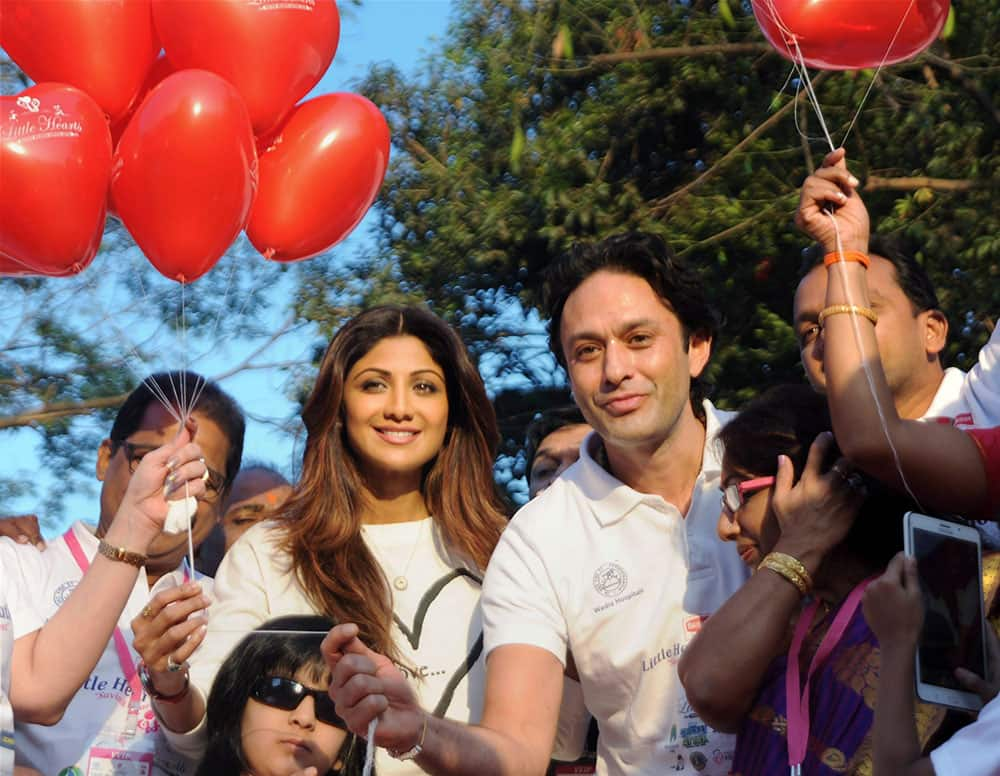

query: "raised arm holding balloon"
xmin=1 ymin=412 xmax=206 ymax=770
xmin=795 ymin=149 xmax=999 ymax=520
xmin=8 ymin=372 xmax=244 ymax=776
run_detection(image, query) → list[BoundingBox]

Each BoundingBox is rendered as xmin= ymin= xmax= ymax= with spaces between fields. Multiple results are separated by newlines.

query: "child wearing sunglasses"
xmin=679 ymin=385 xmax=931 ymax=775
xmin=198 ymin=615 xmax=366 ymax=776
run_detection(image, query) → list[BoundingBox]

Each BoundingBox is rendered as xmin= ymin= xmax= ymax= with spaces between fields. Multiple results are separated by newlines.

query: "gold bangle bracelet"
xmin=817 ymin=304 xmax=878 ymax=327
xmin=757 ymin=551 xmax=813 ymax=596
xmin=97 ymin=539 xmax=147 ymax=568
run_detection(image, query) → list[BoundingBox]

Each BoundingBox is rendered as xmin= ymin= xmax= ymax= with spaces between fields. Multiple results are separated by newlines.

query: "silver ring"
xmin=166 ymin=655 xmax=184 ymax=672
xmin=199 ymin=457 xmax=209 ymax=483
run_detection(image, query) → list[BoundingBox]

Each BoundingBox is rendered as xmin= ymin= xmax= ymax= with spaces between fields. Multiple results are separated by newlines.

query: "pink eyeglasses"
xmin=721 ymin=476 xmax=776 ymax=514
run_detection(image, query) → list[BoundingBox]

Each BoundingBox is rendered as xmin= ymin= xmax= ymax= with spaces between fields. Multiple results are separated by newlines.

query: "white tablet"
xmin=904 ymin=511 xmax=986 ymax=712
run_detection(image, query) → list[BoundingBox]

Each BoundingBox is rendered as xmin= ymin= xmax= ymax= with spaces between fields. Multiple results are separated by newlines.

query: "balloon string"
xmin=363 ymin=717 xmax=378 ymax=776
xmin=839 ymin=0 xmax=918 ymax=148
xmin=765 ymin=0 xmax=925 ymax=512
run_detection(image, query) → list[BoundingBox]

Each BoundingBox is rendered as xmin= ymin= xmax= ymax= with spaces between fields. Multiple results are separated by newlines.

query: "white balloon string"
xmin=790 ymin=40 xmax=835 ymax=152
xmin=185 ymin=478 xmax=196 ymax=575
xmin=363 ymin=716 xmax=378 ymax=776
xmin=824 ymin=213 xmax=924 ymax=511
xmin=840 ymin=0 xmax=918 ymax=148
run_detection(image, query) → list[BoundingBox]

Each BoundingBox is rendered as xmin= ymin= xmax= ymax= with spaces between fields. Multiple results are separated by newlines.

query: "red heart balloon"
xmin=752 ymin=0 xmax=950 ymax=70
xmin=153 ymin=0 xmax=341 ymax=136
xmin=247 ymin=93 xmax=390 ymax=262
xmin=0 ymin=0 xmax=159 ymax=122
xmin=111 ymin=70 xmax=257 ymax=283
xmin=0 ymin=84 xmax=112 ymax=277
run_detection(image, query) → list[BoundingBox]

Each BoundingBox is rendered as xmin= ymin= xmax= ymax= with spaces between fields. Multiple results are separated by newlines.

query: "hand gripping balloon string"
xmin=824 ymin=213 xmax=924 ymax=513
xmin=363 ymin=716 xmax=378 ymax=776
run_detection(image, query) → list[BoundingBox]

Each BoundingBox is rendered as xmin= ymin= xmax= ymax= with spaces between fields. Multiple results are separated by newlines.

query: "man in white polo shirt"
xmin=324 ymin=232 xmax=749 ymax=775
xmin=11 ymin=371 xmax=244 ymax=776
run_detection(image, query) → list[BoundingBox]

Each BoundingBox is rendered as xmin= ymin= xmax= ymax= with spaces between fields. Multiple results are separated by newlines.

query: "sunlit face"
xmin=221 ymin=470 xmax=292 ymax=551
xmin=793 ymin=255 xmax=943 ymax=411
xmin=97 ymin=405 xmax=231 ymax=576
xmin=240 ymin=667 xmax=348 ymax=776
xmin=343 ymin=336 xmax=450 ymax=491
xmin=717 ymin=462 xmax=780 ymax=568
xmin=560 ymin=271 xmax=710 ymax=454
xmin=528 ymin=423 xmax=591 ymax=498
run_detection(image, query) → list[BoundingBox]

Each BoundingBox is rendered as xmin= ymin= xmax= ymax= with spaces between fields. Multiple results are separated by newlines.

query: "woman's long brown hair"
xmin=278 ymin=305 xmax=509 ymax=663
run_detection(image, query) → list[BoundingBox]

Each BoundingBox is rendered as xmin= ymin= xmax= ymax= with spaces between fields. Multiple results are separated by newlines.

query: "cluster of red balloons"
xmin=1 ymin=0 xmax=391 ymax=282
xmin=751 ymin=0 xmax=950 ymax=71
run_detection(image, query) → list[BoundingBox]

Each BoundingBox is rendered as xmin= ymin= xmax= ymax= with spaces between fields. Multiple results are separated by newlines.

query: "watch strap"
xmin=138 ymin=660 xmax=189 ymax=703
xmin=97 ymin=539 xmax=147 ymax=568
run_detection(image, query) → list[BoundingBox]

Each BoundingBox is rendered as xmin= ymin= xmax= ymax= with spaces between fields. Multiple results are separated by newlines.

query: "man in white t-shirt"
xmin=960 ymin=322 xmax=1000 ymax=428
xmin=11 ymin=371 xmax=244 ymax=776
xmin=324 ymin=232 xmax=750 ymax=775
xmin=793 ymin=235 xmax=981 ymax=424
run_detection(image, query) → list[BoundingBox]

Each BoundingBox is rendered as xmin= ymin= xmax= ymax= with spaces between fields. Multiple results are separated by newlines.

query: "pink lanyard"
xmin=64 ymin=528 xmax=145 ymax=738
xmin=784 ymin=577 xmax=875 ymax=776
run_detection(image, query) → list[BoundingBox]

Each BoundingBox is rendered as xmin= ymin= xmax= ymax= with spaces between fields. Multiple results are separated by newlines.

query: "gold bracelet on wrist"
xmin=757 ymin=551 xmax=813 ymax=596
xmin=97 ymin=539 xmax=147 ymax=568
xmin=817 ymin=304 xmax=878 ymax=327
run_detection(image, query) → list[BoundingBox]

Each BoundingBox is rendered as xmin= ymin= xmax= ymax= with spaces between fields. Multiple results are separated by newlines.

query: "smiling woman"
xmin=153 ymin=305 xmax=509 ymax=775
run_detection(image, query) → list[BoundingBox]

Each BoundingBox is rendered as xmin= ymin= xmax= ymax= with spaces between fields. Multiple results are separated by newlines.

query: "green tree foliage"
xmin=345 ymin=0 xmax=998 ymax=412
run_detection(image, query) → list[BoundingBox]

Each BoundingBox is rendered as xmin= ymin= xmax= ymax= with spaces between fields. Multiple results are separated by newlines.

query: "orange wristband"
xmin=824 ymin=250 xmax=870 ymax=269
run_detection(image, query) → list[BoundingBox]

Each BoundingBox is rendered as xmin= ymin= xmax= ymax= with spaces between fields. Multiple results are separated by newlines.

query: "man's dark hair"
xmin=523 ymin=405 xmax=588 ymax=480
xmin=109 ymin=371 xmax=246 ymax=489
xmin=542 ymin=231 xmax=720 ymax=415
xmin=237 ymin=460 xmax=290 ymax=486
xmin=799 ymin=233 xmax=941 ymax=314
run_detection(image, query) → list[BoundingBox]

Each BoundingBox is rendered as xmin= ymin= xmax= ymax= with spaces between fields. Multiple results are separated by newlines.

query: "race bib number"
xmin=87 ymin=748 xmax=154 ymax=776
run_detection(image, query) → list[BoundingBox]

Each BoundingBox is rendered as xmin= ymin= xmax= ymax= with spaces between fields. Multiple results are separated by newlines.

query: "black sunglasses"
xmin=250 ymin=675 xmax=346 ymax=729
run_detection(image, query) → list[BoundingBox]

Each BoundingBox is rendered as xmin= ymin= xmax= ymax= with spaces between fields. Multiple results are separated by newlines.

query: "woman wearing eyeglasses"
xmin=198 ymin=616 xmax=363 ymax=776
xmin=144 ymin=305 xmax=509 ymax=774
xmin=678 ymin=385 xmax=939 ymax=775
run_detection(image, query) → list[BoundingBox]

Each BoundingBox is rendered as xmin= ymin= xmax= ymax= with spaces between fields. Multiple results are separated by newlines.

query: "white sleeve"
xmin=0 ymin=540 xmax=45 ymax=639
xmin=156 ymin=687 xmax=208 ymax=758
xmin=190 ymin=530 xmax=275 ymax=696
xmin=169 ymin=527 xmax=277 ymax=752
xmin=929 ymin=694 xmax=1000 ymax=776
xmin=481 ymin=515 xmax=568 ymax=666
xmin=961 ymin=325 xmax=1000 ymax=427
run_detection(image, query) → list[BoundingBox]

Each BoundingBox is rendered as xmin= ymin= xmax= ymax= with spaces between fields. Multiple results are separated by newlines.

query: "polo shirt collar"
xmin=570 ymin=399 xmax=726 ymax=527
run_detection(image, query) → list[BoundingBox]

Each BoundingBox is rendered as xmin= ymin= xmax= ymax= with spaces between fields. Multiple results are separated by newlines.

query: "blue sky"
xmin=2 ymin=1 xmax=463 ymax=535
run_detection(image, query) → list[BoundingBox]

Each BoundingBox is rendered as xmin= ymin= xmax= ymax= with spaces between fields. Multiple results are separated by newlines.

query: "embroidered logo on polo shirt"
xmin=592 ymin=562 xmax=627 ymax=598
xmin=53 ymin=580 xmax=78 ymax=606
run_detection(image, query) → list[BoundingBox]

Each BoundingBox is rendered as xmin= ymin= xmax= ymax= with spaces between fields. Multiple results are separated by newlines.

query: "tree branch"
xmin=590 ymin=42 xmax=771 ymax=66
xmin=650 ymin=72 xmax=830 ymax=216
xmin=0 ymin=395 xmax=129 ymax=430
xmin=921 ymin=51 xmax=1000 ymax=126
xmin=405 ymin=137 xmax=448 ymax=173
xmin=0 ymin=316 xmax=306 ymax=431
xmin=864 ymin=176 xmax=987 ymax=193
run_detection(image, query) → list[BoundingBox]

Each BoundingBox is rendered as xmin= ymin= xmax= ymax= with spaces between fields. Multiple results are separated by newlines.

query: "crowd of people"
xmin=1 ymin=153 xmax=998 ymax=776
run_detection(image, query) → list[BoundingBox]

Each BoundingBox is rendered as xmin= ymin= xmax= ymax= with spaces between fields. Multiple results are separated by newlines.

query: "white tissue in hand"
xmin=163 ymin=496 xmax=197 ymax=534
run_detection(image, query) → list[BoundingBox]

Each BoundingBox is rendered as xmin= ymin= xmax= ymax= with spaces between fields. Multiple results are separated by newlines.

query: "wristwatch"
xmin=137 ymin=660 xmax=189 ymax=703
xmin=97 ymin=539 xmax=147 ymax=568
xmin=389 ymin=715 xmax=428 ymax=761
